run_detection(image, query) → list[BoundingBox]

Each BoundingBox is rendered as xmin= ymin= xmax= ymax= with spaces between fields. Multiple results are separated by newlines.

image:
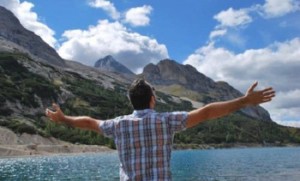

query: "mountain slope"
xmin=0 ymin=6 xmax=65 ymax=67
xmin=0 ymin=52 xmax=131 ymax=147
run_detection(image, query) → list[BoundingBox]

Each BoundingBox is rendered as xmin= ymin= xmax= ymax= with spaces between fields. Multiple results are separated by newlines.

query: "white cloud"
xmin=268 ymin=106 xmax=300 ymax=128
xmin=225 ymin=32 xmax=247 ymax=49
xmin=58 ymin=20 xmax=168 ymax=73
xmin=0 ymin=0 xmax=57 ymax=48
xmin=209 ymin=29 xmax=227 ymax=39
xmin=185 ymin=38 xmax=300 ymax=91
xmin=210 ymin=7 xmax=252 ymax=43
xmin=214 ymin=8 xmax=252 ymax=28
xmin=209 ymin=0 xmax=300 ymax=41
xmin=124 ymin=5 xmax=153 ymax=27
xmin=276 ymin=120 xmax=300 ymax=128
xmin=183 ymin=38 xmax=300 ymax=126
xmin=261 ymin=0 xmax=300 ymax=18
xmin=269 ymin=90 xmax=300 ymax=109
xmin=88 ymin=0 xmax=120 ymax=20
xmin=263 ymin=90 xmax=300 ymax=128
xmin=213 ymin=0 xmax=300 ymax=28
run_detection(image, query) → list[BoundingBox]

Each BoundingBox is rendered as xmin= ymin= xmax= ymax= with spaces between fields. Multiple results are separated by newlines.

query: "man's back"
xmin=45 ymin=79 xmax=275 ymax=180
xmin=99 ymin=109 xmax=188 ymax=181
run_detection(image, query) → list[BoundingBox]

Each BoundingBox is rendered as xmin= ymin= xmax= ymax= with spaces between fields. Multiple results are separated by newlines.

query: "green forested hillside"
xmin=1 ymin=52 xmax=300 ymax=149
xmin=175 ymin=114 xmax=300 ymax=146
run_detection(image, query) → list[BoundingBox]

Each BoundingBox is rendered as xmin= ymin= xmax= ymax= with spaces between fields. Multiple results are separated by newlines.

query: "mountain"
xmin=0 ymin=6 xmax=299 ymax=155
xmin=0 ymin=6 xmax=65 ymax=67
xmin=142 ymin=59 xmax=271 ymax=121
xmin=94 ymin=55 xmax=134 ymax=75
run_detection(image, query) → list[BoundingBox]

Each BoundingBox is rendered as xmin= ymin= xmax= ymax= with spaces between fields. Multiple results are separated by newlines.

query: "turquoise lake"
xmin=1 ymin=147 xmax=300 ymax=181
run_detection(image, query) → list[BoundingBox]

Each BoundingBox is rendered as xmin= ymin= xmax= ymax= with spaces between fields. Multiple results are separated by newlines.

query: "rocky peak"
xmin=143 ymin=59 xmax=272 ymax=121
xmin=0 ymin=6 xmax=65 ymax=67
xmin=143 ymin=59 xmax=215 ymax=93
xmin=94 ymin=55 xmax=134 ymax=75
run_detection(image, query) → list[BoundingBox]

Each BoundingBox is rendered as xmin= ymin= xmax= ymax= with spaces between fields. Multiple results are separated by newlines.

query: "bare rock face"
xmin=0 ymin=6 xmax=65 ymax=67
xmin=143 ymin=59 xmax=216 ymax=93
xmin=143 ymin=59 xmax=234 ymax=98
xmin=143 ymin=59 xmax=272 ymax=121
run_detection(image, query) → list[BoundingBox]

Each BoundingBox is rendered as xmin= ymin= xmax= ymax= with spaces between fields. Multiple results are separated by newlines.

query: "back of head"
xmin=129 ymin=78 xmax=154 ymax=110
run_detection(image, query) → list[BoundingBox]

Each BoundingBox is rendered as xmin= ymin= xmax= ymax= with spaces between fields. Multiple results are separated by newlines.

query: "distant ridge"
xmin=94 ymin=55 xmax=134 ymax=75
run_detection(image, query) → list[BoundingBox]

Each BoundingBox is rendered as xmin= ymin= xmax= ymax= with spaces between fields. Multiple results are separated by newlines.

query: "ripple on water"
xmin=1 ymin=147 xmax=300 ymax=181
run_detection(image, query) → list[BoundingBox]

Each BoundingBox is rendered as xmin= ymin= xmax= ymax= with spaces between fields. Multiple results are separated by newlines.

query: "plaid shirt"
xmin=99 ymin=109 xmax=188 ymax=181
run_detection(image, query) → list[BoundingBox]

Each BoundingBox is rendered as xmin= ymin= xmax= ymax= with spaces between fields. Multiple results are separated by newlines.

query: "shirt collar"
xmin=132 ymin=109 xmax=155 ymax=116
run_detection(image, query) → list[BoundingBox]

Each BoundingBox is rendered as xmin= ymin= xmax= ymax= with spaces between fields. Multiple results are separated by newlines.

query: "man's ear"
xmin=150 ymin=95 xmax=156 ymax=108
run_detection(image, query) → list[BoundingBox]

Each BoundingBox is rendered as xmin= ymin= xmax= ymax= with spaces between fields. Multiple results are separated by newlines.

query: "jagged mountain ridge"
xmin=0 ymin=6 xmax=65 ymax=67
xmin=142 ymin=59 xmax=272 ymax=121
xmin=94 ymin=55 xmax=134 ymax=75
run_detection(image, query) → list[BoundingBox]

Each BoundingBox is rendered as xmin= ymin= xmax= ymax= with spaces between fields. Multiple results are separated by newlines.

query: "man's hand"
xmin=45 ymin=103 xmax=102 ymax=133
xmin=186 ymin=81 xmax=276 ymax=128
xmin=45 ymin=103 xmax=65 ymax=123
xmin=244 ymin=82 xmax=275 ymax=106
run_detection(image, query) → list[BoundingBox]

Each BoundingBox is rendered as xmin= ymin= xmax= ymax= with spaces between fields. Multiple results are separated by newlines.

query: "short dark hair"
xmin=128 ymin=78 xmax=154 ymax=110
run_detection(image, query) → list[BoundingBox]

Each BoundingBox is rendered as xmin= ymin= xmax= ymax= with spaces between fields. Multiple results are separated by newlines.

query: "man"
xmin=45 ymin=78 xmax=275 ymax=181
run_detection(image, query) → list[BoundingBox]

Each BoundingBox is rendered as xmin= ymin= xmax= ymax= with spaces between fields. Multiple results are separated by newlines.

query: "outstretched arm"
xmin=186 ymin=82 xmax=275 ymax=128
xmin=45 ymin=104 xmax=102 ymax=133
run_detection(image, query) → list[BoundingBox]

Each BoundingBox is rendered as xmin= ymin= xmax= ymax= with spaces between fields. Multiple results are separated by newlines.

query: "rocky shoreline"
xmin=0 ymin=144 xmax=113 ymax=157
xmin=0 ymin=126 xmax=113 ymax=157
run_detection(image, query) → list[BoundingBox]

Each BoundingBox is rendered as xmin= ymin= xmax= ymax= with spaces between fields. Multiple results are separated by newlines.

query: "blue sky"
xmin=1 ymin=0 xmax=300 ymax=127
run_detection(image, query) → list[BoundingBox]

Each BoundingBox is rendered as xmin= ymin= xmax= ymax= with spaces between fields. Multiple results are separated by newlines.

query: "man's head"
xmin=128 ymin=78 xmax=156 ymax=110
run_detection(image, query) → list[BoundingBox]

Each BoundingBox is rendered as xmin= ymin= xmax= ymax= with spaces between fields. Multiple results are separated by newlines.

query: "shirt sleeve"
xmin=167 ymin=111 xmax=188 ymax=133
xmin=99 ymin=119 xmax=115 ymax=138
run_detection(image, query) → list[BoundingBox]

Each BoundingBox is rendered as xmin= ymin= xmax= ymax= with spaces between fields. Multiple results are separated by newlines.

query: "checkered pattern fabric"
xmin=99 ymin=109 xmax=188 ymax=181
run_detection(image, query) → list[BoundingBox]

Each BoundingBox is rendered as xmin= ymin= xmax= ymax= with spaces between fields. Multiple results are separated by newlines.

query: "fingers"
xmin=262 ymin=87 xmax=274 ymax=93
xmin=262 ymin=87 xmax=276 ymax=98
xmin=52 ymin=103 xmax=61 ymax=112
xmin=247 ymin=81 xmax=258 ymax=93
xmin=45 ymin=108 xmax=53 ymax=119
xmin=256 ymin=87 xmax=275 ymax=104
xmin=45 ymin=103 xmax=60 ymax=121
xmin=262 ymin=97 xmax=273 ymax=103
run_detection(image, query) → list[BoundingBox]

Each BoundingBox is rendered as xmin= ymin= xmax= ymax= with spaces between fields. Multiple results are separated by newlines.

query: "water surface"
xmin=1 ymin=147 xmax=300 ymax=180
